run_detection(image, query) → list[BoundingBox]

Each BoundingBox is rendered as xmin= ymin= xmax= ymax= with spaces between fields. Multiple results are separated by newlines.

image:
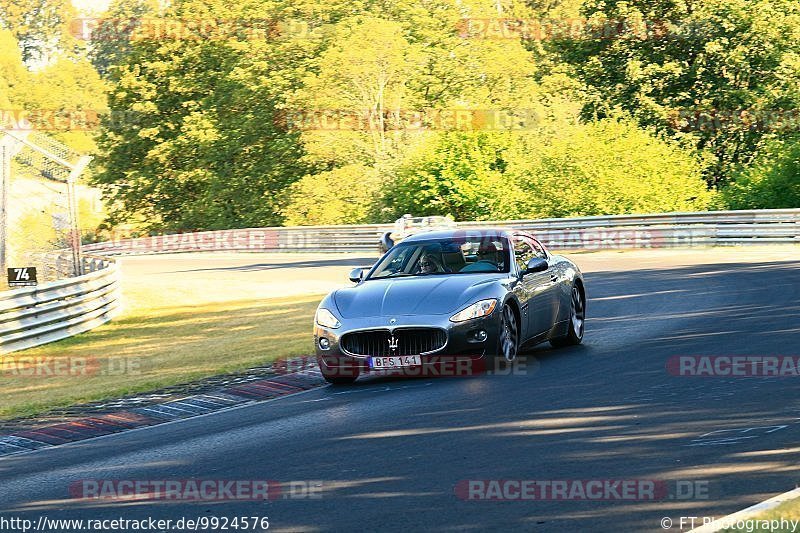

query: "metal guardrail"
xmin=2 ymin=208 xmax=795 ymax=354
xmin=82 ymin=209 xmax=800 ymax=255
xmin=0 ymin=255 xmax=121 ymax=354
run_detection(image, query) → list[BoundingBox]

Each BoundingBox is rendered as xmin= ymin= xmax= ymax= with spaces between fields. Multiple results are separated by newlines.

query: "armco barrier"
xmin=0 ymin=255 xmax=121 ymax=354
xmin=2 ymin=209 xmax=796 ymax=353
xmin=82 ymin=209 xmax=800 ymax=255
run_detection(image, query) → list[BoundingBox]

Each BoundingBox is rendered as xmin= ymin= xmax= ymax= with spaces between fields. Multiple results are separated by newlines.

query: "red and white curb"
xmin=0 ymin=358 xmax=325 ymax=457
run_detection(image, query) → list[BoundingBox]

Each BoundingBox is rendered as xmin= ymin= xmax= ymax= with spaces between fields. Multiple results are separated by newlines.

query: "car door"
xmin=511 ymin=236 xmax=540 ymax=340
xmin=515 ymin=235 xmax=560 ymax=337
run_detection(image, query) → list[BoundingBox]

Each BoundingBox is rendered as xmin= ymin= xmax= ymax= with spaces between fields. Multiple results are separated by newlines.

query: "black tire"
xmin=322 ymin=373 xmax=358 ymax=385
xmin=320 ymin=360 xmax=359 ymax=385
xmin=497 ymin=304 xmax=519 ymax=362
xmin=550 ymin=283 xmax=585 ymax=348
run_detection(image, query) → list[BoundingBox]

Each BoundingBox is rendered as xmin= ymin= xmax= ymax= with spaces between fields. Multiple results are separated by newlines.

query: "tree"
xmin=94 ymin=0 xmax=552 ymax=230
xmin=24 ymin=55 xmax=107 ymax=152
xmin=381 ymin=131 xmax=528 ymax=221
xmin=0 ymin=28 xmax=28 ymax=108
xmin=285 ymin=2 xmax=546 ymax=223
xmin=289 ymin=8 xmax=542 ymax=169
xmin=290 ymin=16 xmax=425 ymax=169
xmin=93 ymin=0 xmax=315 ymax=231
xmin=91 ymin=0 xmax=739 ymax=230
xmin=0 ymin=0 xmax=77 ymax=64
xmin=382 ymin=120 xmax=715 ymax=221
xmin=722 ymin=137 xmax=800 ymax=209
xmin=88 ymin=0 xmax=160 ymax=78
xmin=507 ymin=119 xmax=716 ymax=218
xmin=556 ymin=0 xmax=800 ymax=186
xmin=282 ymin=164 xmax=382 ymax=226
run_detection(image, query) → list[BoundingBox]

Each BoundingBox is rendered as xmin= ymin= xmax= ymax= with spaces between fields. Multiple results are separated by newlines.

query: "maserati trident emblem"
xmin=388 ymin=334 xmax=399 ymax=354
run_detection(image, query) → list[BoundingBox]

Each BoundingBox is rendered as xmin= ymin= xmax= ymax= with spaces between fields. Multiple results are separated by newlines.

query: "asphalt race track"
xmin=1 ymin=248 xmax=799 ymax=532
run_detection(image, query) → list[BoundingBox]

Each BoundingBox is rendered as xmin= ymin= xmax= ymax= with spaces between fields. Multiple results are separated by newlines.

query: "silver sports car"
xmin=314 ymin=228 xmax=586 ymax=384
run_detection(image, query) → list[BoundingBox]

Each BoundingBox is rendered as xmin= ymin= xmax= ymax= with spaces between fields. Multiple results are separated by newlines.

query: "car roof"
xmin=401 ymin=228 xmax=516 ymax=242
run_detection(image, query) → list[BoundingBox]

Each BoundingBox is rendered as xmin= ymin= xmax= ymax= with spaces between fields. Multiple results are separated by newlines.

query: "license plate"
xmin=369 ymin=355 xmax=422 ymax=369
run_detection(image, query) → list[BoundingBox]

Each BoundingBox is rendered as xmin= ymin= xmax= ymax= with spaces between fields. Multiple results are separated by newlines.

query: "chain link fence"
xmin=1 ymin=130 xmax=94 ymax=286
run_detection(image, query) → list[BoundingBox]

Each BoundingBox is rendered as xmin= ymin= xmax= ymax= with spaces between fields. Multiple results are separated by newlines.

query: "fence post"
xmin=0 ymin=143 xmax=9 ymax=275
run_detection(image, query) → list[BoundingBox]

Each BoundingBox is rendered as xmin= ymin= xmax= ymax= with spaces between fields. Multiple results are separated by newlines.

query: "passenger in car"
xmin=460 ymin=242 xmax=502 ymax=272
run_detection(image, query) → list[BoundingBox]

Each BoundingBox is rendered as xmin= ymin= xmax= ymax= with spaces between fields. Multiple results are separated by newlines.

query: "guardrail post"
xmin=795 ymin=213 xmax=800 ymax=242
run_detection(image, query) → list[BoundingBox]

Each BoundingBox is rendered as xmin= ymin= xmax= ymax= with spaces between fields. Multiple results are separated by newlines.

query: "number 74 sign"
xmin=7 ymin=267 xmax=37 ymax=288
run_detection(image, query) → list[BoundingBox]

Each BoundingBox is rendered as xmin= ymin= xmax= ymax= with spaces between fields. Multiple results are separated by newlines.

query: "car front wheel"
xmin=497 ymin=304 xmax=519 ymax=361
xmin=321 ymin=371 xmax=358 ymax=385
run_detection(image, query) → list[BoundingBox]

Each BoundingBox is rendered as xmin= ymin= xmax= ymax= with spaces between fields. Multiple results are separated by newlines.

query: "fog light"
xmin=475 ymin=330 xmax=488 ymax=342
xmin=318 ymin=337 xmax=331 ymax=350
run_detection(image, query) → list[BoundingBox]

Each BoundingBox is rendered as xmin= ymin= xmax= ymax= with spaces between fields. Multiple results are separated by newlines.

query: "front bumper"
xmin=314 ymin=311 xmax=502 ymax=378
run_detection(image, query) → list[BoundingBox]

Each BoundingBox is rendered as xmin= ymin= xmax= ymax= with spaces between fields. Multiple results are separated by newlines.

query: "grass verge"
xmin=722 ymin=495 xmax=800 ymax=532
xmin=0 ymin=292 xmax=323 ymax=421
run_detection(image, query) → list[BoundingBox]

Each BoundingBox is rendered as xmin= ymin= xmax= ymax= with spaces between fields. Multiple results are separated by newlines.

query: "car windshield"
xmin=368 ymin=236 xmax=510 ymax=279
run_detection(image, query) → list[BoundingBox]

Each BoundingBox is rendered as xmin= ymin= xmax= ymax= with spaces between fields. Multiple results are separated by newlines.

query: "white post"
xmin=67 ymin=156 xmax=93 ymax=276
xmin=0 ymin=141 xmax=9 ymax=276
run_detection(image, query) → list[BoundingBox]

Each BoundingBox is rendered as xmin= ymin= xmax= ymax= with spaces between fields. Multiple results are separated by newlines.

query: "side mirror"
xmin=522 ymin=257 xmax=548 ymax=276
xmin=349 ymin=268 xmax=366 ymax=283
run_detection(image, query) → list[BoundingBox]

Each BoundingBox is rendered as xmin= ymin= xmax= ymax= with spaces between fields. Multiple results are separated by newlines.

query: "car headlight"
xmin=449 ymin=299 xmax=498 ymax=322
xmin=315 ymin=308 xmax=341 ymax=329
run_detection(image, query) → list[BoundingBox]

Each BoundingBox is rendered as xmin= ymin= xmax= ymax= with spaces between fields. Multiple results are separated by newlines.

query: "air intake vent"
xmin=341 ymin=328 xmax=447 ymax=357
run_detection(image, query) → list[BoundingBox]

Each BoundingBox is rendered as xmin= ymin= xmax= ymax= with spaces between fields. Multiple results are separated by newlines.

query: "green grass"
xmin=0 ymin=292 xmax=323 ymax=421
xmin=722 ymin=497 xmax=800 ymax=532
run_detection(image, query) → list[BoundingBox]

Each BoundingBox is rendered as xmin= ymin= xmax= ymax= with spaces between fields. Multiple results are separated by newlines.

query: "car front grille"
xmin=340 ymin=328 xmax=447 ymax=357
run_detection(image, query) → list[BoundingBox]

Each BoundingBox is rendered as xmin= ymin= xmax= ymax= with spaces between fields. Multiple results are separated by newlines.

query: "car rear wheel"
xmin=550 ymin=284 xmax=585 ymax=348
xmin=498 ymin=304 xmax=519 ymax=361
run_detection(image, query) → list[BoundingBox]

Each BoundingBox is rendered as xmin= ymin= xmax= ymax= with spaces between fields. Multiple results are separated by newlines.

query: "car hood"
xmin=333 ymin=274 xmax=505 ymax=319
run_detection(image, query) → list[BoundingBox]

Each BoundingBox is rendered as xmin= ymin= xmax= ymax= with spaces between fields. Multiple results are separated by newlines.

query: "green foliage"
xmin=85 ymin=0 xmax=798 ymax=228
xmin=290 ymin=16 xmax=425 ymax=168
xmin=93 ymin=0 xmax=548 ymax=230
xmin=289 ymin=8 xmax=540 ymax=169
xmin=0 ymin=28 xmax=29 ymax=107
xmin=93 ymin=0 xmax=315 ymax=231
xmin=282 ymin=164 xmax=382 ymax=226
xmin=0 ymin=0 xmax=77 ymax=64
xmin=382 ymin=120 xmax=714 ymax=220
xmin=0 ymin=20 xmax=105 ymax=154
xmin=382 ymin=132 xmax=525 ymax=221
xmin=722 ymin=138 xmax=800 ymax=209
xmin=508 ymin=119 xmax=716 ymax=218
xmin=88 ymin=0 xmax=160 ymax=77
xmin=24 ymin=55 xmax=107 ymax=152
xmin=558 ymin=0 xmax=800 ymax=187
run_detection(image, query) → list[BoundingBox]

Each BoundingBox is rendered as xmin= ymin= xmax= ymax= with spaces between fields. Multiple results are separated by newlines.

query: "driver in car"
xmin=417 ymin=253 xmax=445 ymax=274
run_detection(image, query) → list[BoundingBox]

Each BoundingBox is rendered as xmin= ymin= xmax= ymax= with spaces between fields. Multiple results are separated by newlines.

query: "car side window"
xmin=512 ymin=236 xmax=535 ymax=272
xmin=528 ymin=238 xmax=547 ymax=259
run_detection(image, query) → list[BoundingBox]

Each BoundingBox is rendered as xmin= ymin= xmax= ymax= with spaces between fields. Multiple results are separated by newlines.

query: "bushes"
xmin=508 ymin=120 xmax=716 ymax=218
xmin=381 ymin=132 xmax=525 ymax=221
xmin=282 ymin=165 xmax=382 ymax=226
xmin=379 ymin=120 xmax=715 ymax=221
xmin=722 ymin=139 xmax=800 ymax=209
